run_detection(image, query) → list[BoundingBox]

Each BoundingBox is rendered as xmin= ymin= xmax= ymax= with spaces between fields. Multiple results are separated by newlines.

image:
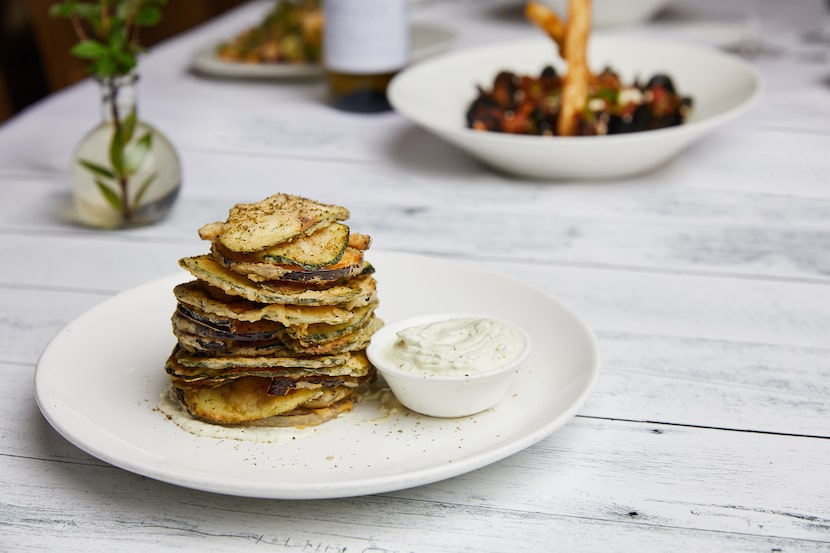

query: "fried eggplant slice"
xmin=174 ymin=280 xmax=367 ymax=330
xmin=174 ymin=346 xmax=350 ymax=370
xmin=177 ymin=257 xmax=376 ymax=307
xmin=243 ymin=396 xmax=355 ymax=427
xmin=175 ymin=377 xmax=324 ymax=424
xmin=167 ymin=347 xmax=372 ymax=380
xmin=213 ymin=244 xmax=365 ymax=284
xmin=172 ymin=328 xmax=288 ymax=357
xmin=173 ymin=304 xmax=285 ymax=339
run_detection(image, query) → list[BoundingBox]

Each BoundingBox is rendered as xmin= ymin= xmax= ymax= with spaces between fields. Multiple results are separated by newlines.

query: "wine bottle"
xmin=322 ymin=0 xmax=410 ymax=113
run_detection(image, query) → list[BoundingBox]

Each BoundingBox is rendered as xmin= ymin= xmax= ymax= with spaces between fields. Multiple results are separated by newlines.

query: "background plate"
xmin=191 ymin=23 xmax=456 ymax=79
xmin=34 ymin=251 xmax=600 ymax=499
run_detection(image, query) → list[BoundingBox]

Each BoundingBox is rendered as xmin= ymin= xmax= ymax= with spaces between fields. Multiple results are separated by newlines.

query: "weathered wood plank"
xmin=2 ymin=417 xmax=828 ymax=552
xmin=3 ymin=151 xmax=829 ymax=282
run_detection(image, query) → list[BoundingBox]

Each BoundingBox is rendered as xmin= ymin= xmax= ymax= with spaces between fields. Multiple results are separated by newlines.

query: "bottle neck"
xmin=98 ymin=74 xmax=138 ymax=124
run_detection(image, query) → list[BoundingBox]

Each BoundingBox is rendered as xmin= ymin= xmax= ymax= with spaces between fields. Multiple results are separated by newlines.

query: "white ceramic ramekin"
xmin=366 ymin=313 xmax=531 ymax=418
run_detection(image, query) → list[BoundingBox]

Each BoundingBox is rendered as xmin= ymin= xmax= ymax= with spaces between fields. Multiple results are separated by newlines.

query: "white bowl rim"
xmin=367 ymin=312 xmax=532 ymax=382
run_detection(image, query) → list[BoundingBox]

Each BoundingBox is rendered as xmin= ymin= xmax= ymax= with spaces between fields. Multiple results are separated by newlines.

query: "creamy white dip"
xmin=387 ymin=317 xmax=525 ymax=376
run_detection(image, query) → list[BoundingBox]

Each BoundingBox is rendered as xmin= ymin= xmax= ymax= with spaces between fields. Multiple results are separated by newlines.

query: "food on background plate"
xmin=163 ymin=194 xmax=382 ymax=428
xmin=466 ymin=0 xmax=692 ymax=136
xmin=216 ymin=0 xmax=323 ymax=65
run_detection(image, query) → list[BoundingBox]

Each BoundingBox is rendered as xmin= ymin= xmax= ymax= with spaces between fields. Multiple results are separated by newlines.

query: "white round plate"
xmin=539 ymin=0 xmax=672 ymax=27
xmin=191 ymin=23 xmax=456 ymax=79
xmin=388 ymin=36 xmax=762 ymax=180
xmin=34 ymin=251 xmax=600 ymax=499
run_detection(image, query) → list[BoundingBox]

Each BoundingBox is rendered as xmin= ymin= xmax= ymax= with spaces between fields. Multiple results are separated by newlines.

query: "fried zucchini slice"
xmin=281 ymin=302 xmax=376 ymax=343
xmin=280 ymin=316 xmax=383 ymax=355
xmin=217 ymin=194 xmax=349 ymax=253
xmin=257 ymin=222 xmax=349 ymax=269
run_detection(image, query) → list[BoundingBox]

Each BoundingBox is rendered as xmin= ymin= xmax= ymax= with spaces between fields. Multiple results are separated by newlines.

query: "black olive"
xmin=648 ymin=114 xmax=677 ymax=130
xmin=645 ymin=74 xmax=676 ymax=94
xmin=492 ymin=71 xmax=518 ymax=107
xmin=530 ymin=108 xmax=550 ymax=135
xmin=608 ymin=104 xmax=650 ymax=134
xmin=465 ymin=95 xmax=499 ymax=128
xmin=465 ymin=106 xmax=478 ymax=128
xmin=540 ymin=65 xmax=557 ymax=79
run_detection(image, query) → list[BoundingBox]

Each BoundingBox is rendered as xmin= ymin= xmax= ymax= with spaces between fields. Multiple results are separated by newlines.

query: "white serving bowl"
xmin=388 ymin=36 xmax=762 ymax=180
xmin=540 ymin=0 xmax=672 ymax=27
xmin=367 ymin=313 xmax=531 ymax=418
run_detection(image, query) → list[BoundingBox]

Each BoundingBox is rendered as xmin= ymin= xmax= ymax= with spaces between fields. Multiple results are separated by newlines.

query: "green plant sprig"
xmin=50 ymin=0 xmax=167 ymax=78
xmin=52 ymin=0 xmax=167 ymax=224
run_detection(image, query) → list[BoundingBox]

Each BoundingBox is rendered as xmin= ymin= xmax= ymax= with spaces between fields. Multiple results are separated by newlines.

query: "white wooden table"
xmin=2 ymin=0 xmax=829 ymax=551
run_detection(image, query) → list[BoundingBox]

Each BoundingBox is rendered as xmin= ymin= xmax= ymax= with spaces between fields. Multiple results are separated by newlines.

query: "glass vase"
xmin=70 ymin=73 xmax=181 ymax=229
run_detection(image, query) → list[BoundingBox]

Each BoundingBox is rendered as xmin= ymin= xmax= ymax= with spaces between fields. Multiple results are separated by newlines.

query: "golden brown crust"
xmin=175 ymin=377 xmax=322 ymax=424
xmin=169 ymin=194 xmax=378 ymax=429
xmin=173 ymin=378 xmax=358 ymax=426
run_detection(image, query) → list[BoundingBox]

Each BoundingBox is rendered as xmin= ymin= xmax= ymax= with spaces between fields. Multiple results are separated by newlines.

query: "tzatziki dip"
xmin=386 ymin=317 xmax=526 ymax=376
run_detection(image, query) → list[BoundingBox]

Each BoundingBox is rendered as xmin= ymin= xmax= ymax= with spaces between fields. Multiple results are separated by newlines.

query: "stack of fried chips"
xmin=165 ymin=194 xmax=380 ymax=427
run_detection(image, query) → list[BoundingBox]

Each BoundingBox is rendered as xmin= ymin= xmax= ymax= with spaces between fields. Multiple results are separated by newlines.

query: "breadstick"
xmin=557 ymin=0 xmax=592 ymax=136
xmin=525 ymin=1 xmax=565 ymax=55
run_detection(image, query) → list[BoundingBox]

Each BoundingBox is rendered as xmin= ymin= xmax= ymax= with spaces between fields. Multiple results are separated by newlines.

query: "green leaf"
xmin=56 ymin=0 xmax=168 ymax=76
xmin=124 ymin=132 xmax=153 ymax=175
xmin=71 ymin=39 xmax=109 ymax=59
xmin=111 ymin=50 xmax=137 ymax=74
xmin=133 ymin=171 xmax=158 ymax=208
xmin=49 ymin=2 xmax=79 ymax=19
xmin=108 ymin=26 xmax=128 ymax=50
xmin=95 ymin=179 xmax=123 ymax=211
xmin=121 ymin=108 xmax=137 ymax=144
xmin=115 ymin=1 xmax=131 ymax=20
xmin=134 ymin=6 xmax=162 ymax=26
xmin=91 ymin=55 xmax=117 ymax=77
xmin=72 ymin=4 xmax=103 ymax=36
xmin=109 ymin=125 xmax=126 ymax=178
xmin=78 ymin=158 xmax=117 ymax=180
xmin=74 ymin=3 xmax=102 ymax=22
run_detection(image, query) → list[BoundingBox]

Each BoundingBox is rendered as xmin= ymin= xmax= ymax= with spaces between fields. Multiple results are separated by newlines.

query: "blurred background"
xmin=0 ymin=0 xmax=247 ymax=124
